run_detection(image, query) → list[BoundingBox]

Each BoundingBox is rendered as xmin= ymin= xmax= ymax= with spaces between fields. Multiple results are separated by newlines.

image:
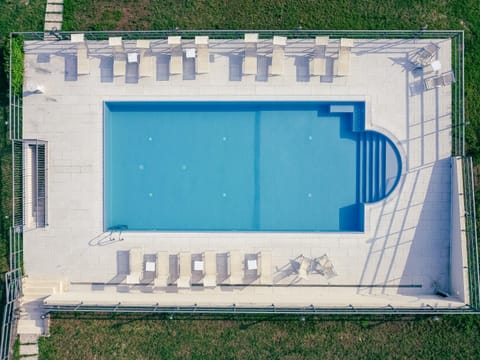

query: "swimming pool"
xmin=104 ymin=101 xmax=401 ymax=232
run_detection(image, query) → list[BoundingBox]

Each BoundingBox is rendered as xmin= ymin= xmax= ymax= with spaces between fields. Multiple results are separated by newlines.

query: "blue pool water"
xmin=104 ymin=101 xmax=401 ymax=232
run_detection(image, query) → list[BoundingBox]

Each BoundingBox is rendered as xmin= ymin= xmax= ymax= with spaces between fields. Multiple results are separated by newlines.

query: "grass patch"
xmin=39 ymin=314 xmax=480 ymax=359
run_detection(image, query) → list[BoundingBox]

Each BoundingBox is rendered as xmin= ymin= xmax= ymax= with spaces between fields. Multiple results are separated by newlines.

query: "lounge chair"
xmin=76 ymin=46 xmax=90 ymax=75
xmin=243 ymin=33 xmax=258 ymax=75
xmin=335 ymin=38 xmax=353 ymax=76
xmin=154 ymin=251 xmax=169 ymax=287
xmin=259 ymin=251 xmax=273 ymax=284
xmin=168 ymin=36 xmax=183 ymax=75
xmin=126 ymin=247 xmax=143 ymax=284
xmin=313 ymin=254 xmax=337 ymax=279
xmin=298 ymin=256 xmax=312 ymax=279
xmin=203 ymin=251 xmax=216 ymax=287
xmin=177 ymin=252 xmax=191 ymax=288
xmin=229 ymin=250 xmax=243 ymax=284
xmin=70 ymin=33 xmax=90 ymax=75
xmin=109 ymin=36 xmax=126 ymax=77
xmin=310 ymin=36 xmax=329 ymax=76
xmin=424 ymin=71 xmax=456 ymax=90
xmin=270 ymin=36 xmax=287 ymax=76
xmin=195 ymin=36 xmax=209 ymax=74
xmin=410 ymin=43 xmax=440 ymax=67
xmin=136 ymin=40 xmax=155 ymax=78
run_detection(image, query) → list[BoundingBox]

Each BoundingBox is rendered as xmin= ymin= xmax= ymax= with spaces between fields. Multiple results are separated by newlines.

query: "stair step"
xmin=23 ymin=276 xmax=67 ymax=291
xmin=46 ymin=3 xmax=63 ymax=12
xmin=20 ymin=355 xmax=38 ymax=360
xmin=22 ymin=287 xmax=56 ymax=297
xmin=19 ymin=310 xmax=44 ymax=319
xmin=359 ymin=132 xmax=391 ymax=204
xmin=44 ymin=22 xmax=62 ymax=31
xmin=20 ymin=343 xmax=38 ymax=356
xmin=21 ymin=296 xmax=50 ymax=304
xmin=45 ymin=13 xmax=62 ymax=22
xmin=19 ymin=334 xmax=39 ymax=344
xmin=17 ymin=320 xmax=43 ymax=335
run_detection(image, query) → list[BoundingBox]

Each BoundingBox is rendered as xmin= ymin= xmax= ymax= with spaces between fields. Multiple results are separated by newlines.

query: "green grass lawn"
xmin=39 ymin=314 xmax=480 ymax=359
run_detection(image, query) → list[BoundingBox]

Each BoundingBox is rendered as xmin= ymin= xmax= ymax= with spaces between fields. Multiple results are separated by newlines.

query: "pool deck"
xmin=22 ymin=37 xmax=459 ymax=310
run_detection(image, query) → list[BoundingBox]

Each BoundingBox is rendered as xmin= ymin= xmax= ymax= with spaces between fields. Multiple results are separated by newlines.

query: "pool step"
xmin=358 ymin=132 xmax=388 ymax=203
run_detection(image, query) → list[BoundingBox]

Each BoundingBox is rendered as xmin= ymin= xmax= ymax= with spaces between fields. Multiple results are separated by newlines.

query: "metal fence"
xmin=15 ymin=29 xmax=465 ymax=41
xmin=463 ymin=157 xmax=480 ymax=310
xmin=43 ymin=303 xmax=473 ymax=316
xmin=0 ymin=230 xmax=23 ymax=360
xmin=1 ymin=30 xmax=477 ymax=347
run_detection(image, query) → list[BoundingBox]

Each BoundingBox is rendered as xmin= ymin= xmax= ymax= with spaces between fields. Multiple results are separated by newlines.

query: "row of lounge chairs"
xmin=125 ymin=249 xmax=273 ymax=287
xmin=69 ymin=33 xmax=354 ymax=79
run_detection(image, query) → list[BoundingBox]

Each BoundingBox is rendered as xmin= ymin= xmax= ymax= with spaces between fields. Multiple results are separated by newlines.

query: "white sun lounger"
xmin=154 ymin=251 xmax=169 ymax=287
xmin=177 ymin=252 xmax=191 ymax=288
xmin=310 ymin=36 xmax=328 ymax=76
xmin=335 ymin=38 xmax=354 ymax=76
xmin=229 ymin=250 xmax=243 ymax=284
xmin=70 ymin=34 xmax=90 ymax=75
xmin=203 ymin=251 xmax=216 ymax=287
xmin=259 ymin=251 xmax=273 ymax=284
xmin=109 ymin=36 xmax=123 ymax=52
xmin=411 ymin=43 xmax=440 ymax=67
xmin=243 ymin=33 xmax=258 ymax=75
xmin=195 ymin=36 xmax=209 ymax=74
xmin=424 ymin=70 xmax=456 ymax=90
xmin=113 ymin=55 xmax=126 ymax=77
xmin=136 ymin=40 xmax=155 ymax=78
xmin=108 ymin=36 xmax=126 ymax=77
xmin=126 ymin=247 xmax=143 ymax=284
xmin=168 ymin=36 xmax=183 ymax=75
xmin=270 ymin=36 xmax=287 ymax=76
xmin=314 ymin=254 xmax=338 ymax=279
xmin=76 ymin=45 xmax=90 ymax=75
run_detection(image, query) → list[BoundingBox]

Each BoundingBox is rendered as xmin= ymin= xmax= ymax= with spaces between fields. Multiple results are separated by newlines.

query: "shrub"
xmin=4 ymin=36 xmax=24 ymax=96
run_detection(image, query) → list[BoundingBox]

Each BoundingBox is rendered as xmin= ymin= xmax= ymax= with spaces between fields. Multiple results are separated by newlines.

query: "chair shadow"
xmin=229 ymin=54 xmax=242 ymax=81
xmin=99 ymin=56 xmax=114 ymax=83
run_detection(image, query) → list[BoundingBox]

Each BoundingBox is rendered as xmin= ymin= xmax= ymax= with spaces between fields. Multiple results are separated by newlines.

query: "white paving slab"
xmin=22 ymin=37 xmax=458 ymax=309
xmin=46 ymin=4 xmax=63 ymax=12
xmin=44 ymin=22 xmax=61 ymax=31
xmin=45 ymin=13 xmax=62 ymax=22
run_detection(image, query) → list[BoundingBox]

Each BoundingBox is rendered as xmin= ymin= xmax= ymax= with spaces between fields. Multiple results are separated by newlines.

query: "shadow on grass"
xmin=48 ymin=311 xmax=441 ymax=327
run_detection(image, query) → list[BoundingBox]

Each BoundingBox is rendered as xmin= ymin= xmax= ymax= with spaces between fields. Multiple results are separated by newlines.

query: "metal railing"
xmin=43 ymin=303 xmax=473 ymax=315
xmin=12 ymin=140 xmax=23 ymax=229
xmin=11 ymin=140 xmax=48 ymax=230
xmin=20 ymin=140 xmax=48 ymax=230
xmin=15 ymin=29 xmax=465 ymax=41
xmin=0 ymin=229 xmax=23 ymax=360
xmin=463 ymin=157 xmax=480 ymax=310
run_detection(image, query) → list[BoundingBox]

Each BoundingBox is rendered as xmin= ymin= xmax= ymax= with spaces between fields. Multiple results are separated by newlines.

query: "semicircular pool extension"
xmin=104 ymin=101 xmax=402 ymax=232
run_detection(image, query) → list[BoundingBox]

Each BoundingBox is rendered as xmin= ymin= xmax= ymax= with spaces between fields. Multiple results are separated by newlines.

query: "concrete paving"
xmin=21 ymin=37 xmax=459 ymax=309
